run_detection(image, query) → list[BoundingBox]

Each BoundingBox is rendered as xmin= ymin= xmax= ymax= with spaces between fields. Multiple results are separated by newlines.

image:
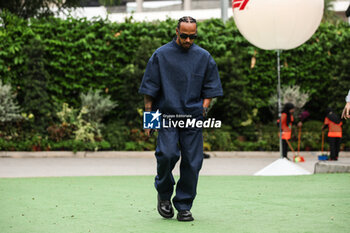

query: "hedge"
xmin=0 ymin=11 xmax=350 ymax=151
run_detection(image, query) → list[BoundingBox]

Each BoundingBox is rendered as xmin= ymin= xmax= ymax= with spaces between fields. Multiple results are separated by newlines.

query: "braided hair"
xmin=177 ymin=16 xmax=197 ymax=29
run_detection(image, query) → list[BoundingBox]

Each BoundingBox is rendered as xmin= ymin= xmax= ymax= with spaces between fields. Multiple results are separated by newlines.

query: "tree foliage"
xmin=0 ymin=0 xmax=80 ymax=19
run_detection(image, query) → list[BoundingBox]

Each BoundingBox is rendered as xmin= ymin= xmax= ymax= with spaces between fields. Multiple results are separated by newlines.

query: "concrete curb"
xmin=314 ymin=161 xmax=350 ymax=173
xmin=0 ymin=151 xmax=155 ymax=158
xmin=1 ymin=151 xmax=350 ymax=158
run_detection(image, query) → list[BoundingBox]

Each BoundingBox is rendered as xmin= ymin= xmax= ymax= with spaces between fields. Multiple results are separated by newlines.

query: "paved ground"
xmin=1 ymin=156 xmax=350 ymax=178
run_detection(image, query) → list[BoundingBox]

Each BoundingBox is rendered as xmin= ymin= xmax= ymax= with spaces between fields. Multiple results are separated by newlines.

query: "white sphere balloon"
xmin=232 ymin=0 xmax=324 ymax=50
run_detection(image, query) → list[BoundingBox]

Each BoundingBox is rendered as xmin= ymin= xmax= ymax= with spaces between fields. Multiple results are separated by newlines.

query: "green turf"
xmin=0 ymin=174 xmax=350 ymax=233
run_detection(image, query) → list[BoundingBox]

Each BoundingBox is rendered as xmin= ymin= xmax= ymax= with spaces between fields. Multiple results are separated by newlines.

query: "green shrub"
xmin=0 ymin=80 xmax=22 ymax=123
xmin=51 ymin=89 xmax=117 ymax=150
xmin=0 ymin=134 xmax=49 ymax=151
xmin=21 ymin=37 xmax=52 ymax=133
xmin=203 ymin=125 xmax=237 ymax=151
xmin=0 ymin=80 xmax=24 ymax=140
xmin=101 ymin=120 xmax=129 ymax=150
xmin=80 ymin=89 xmax=117 ymax=123
xmin=256 ymin=123 xmax=279 ymax=151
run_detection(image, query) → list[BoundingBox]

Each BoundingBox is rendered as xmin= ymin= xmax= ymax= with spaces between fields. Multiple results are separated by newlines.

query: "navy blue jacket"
xmin=139 ymin=39 xmax=223 ymax=116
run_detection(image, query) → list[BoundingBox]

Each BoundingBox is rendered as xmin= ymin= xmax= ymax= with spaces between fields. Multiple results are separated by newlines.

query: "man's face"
xmin=176 ymin=22 xmax=197 ymax=50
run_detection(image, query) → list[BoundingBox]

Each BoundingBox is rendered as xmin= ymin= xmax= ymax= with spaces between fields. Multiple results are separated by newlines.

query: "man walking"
xmin=139 ymin=16 xmax=223 ymax=221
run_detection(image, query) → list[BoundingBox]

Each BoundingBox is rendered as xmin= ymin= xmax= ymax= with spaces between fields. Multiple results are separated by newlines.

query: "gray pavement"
xmin=1 ymin=154 xmax=350 ymax=178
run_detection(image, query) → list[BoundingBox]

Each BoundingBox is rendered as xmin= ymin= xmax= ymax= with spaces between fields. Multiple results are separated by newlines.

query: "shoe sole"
xmin=177 ymin=216 xmax=194 ymax=222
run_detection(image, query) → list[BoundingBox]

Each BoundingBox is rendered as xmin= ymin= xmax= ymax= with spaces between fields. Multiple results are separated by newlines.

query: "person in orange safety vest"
xmin=277 ymin=103 xmax=296 ymax=160
xmin=322 ymin=108 xmax=343 ymax=161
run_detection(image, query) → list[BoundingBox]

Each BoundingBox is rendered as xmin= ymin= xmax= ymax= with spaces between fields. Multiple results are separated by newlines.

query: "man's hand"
xmin=202 ymin=98 xmax=211 ymax=117
xmin=203 ymin=107 xmax=208 ymax=117
xmin=145 ymin=128 xmax=151 ymax=137
xmin=144 ymin=129 xmax=155 ymax=138
xmin=297 ymin=121 xmax=302 ymax=128
xmin=341 ymin=102 xmax=350 ymax=120
xmin=143 ymin=94 xmax=154 ymax=138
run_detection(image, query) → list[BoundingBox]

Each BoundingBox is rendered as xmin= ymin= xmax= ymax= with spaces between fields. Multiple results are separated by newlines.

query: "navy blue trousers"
xmin=154 ymin=126 xmax=203 ymax=211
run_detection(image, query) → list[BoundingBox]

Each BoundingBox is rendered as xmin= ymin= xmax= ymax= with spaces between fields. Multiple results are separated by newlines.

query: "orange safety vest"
xmin=277 ymin=113 xmax=294 ymax=140
xmin=324 ymin=117 xmax=342 ymax=138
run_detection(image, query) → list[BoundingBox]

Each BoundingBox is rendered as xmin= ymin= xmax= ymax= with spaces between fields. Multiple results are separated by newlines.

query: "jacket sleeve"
xmin=201 ymin=55 xmax=223 ymax=99
xmin=139 ymin=52 xmax=161 ymax=98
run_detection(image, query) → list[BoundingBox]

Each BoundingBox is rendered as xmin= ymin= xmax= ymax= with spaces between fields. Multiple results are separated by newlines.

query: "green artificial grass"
xmin=0 ymin=174 xmax=350 ymax=233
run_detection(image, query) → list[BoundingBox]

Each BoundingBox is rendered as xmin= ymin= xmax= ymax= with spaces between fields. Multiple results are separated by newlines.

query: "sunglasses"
xmin=179 ymin=33 xmax=197 ymax=40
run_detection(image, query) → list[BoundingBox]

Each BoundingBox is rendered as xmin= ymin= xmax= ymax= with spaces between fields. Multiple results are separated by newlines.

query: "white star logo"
xmin=150 ymin=110 xmax=161 ymax=122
